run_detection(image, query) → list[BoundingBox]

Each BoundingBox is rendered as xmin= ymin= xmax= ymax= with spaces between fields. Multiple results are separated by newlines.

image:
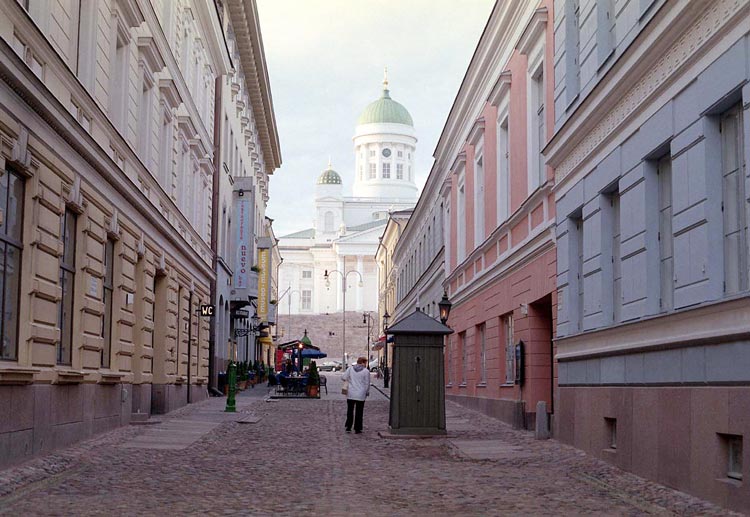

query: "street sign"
xmin=200 ymin=304 xmax=215 ymax=317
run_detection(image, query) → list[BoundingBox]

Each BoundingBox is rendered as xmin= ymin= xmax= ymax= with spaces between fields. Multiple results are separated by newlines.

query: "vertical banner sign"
xmin=235 ymin=198 xmax=250 ymax=289
xmin=258 ymin=248 xmax=270 ymax=320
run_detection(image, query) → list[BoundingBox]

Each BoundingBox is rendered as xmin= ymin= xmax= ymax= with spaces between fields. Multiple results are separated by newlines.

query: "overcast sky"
xmin=257 ymin=0 xmax=495 ymax=237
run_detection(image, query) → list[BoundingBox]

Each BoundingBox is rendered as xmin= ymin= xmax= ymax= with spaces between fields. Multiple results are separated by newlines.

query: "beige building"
xmin=0 ymin=0 xmax=278 ymax=467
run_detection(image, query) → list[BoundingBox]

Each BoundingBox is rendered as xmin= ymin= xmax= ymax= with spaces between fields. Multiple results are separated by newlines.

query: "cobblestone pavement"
xmin=0 ymin=374 xmax=740 ymax=516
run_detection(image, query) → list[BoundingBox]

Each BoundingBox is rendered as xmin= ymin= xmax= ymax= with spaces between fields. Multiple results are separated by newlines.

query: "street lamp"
xmin=363 ymin=312 xmax=374 ymax=361
xmin=382 ymin=310 xmax=390 ymax=388
xmin=438 ymin=291 xmax=453 ymax=325
xmin=323 ymin=267 xmax=364 ymax=369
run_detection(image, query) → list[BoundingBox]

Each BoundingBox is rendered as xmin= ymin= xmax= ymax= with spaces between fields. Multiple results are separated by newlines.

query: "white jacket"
xmin=342 ymin=365 xmax=370 ymax=401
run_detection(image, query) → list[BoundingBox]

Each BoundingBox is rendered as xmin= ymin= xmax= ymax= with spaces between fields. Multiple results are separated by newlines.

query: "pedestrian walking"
xmin=342 ymin=357 xmax=371 ymax=434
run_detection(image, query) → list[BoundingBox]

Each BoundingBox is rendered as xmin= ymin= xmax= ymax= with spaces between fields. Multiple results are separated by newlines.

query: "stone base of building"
xmin=150 ymin=383 xmax=209 ymax=415
xmin=0 ymin=383 xmax=133 ymax=469
xmin=557 ymin=386 xmax=750 ymax=514
xmin=447 ymin=394 xmax=531 ymax=430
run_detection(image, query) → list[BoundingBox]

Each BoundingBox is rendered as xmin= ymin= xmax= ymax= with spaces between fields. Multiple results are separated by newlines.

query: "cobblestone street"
xmin=0 ymin=375 xmax=739 ymax=516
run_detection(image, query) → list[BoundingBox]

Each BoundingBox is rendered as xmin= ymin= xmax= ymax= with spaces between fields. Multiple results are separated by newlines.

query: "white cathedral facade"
xmin=278 ymin=76 xmax=417 ymax=319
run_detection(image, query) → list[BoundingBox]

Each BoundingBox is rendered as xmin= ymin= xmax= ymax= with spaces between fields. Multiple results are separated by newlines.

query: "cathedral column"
xmin=356 ymin=255 xmax=364 ymax=311
xmin=337 ymin=255 xmax=344 ymax=312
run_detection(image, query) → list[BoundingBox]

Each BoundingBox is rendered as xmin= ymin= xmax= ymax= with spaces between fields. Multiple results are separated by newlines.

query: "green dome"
xmin=317 ymin=166 xmax=342 ymax=185
xmin=357 ymin=88 xmax=413 ymax=126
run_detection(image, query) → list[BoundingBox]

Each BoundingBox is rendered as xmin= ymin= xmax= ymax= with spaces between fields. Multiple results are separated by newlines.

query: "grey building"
xmin=546 ymin=0 xmax=750 ymax=512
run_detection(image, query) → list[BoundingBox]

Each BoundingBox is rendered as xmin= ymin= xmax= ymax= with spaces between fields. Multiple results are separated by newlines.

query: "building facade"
xmin=277 ymin=77 xmax=418 ymax=363
xmin=546 ymin=0 xmax=750 ymax=511
xmin=375 ymin=208 xmax=412 ymax=367
xmin=210 ymin=0 xmax=280 ymax=385
xmin=0 ymin=0 xmax=279 ymax=468
xmin=436 ymin=0 xmax=557 ymax=430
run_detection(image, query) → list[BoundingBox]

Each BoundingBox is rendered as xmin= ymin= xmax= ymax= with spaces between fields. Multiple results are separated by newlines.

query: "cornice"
xmin=227 ymin=0 xmax=281 ymax=173
xmin=450 ymin=151 xmax=467 ymax=174
xmin=546 ymin=0 xmax=749 ymax=189
xmin=433 ymin=1 xmax=534 ymax=168
xmin=467 ymin=117 xmax=485 ymax=146
xmin=0 ymin=41 xmax=214 ymax=279
xmin=137 ymin=36 xmax=165 ymax=72
xmin=516 ymin=7 xmax=548 ymax=56
xmin=487 ymin=70 xmax=512 ymax=107
xmin=158 ymin=77 xmax=181 ymax=109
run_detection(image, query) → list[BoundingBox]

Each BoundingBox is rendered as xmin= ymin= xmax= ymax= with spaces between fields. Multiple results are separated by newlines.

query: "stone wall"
xmin=279 ymin=311 xmax=378 ymax=363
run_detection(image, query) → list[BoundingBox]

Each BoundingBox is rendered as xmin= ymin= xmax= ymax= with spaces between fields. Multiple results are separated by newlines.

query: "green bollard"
xmin=225 ymin=360 xmax=237 ymax=412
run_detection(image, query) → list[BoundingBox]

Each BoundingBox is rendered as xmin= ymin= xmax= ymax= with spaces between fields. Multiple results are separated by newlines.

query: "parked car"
xmin=369 ymin=359 xmax=379 ymax=372
xmin=318 ymin=360 xmax=342 ymax=372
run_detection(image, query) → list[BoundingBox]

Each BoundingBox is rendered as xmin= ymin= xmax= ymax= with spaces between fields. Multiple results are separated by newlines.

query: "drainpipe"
xmin=209 ymin=74 xmax=223 ymax=391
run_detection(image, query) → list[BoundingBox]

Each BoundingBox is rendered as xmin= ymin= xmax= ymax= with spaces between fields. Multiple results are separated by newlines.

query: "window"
xmin=446 ymin=335 xmax=453 ymax=384
xmin=497 ymin=115 xmax=510 ymax=224
xmin=597 ymin=0 xmax=615 ymax=65
xmin=382 ymin=162 xmax=390 ymax=179
xmin=610 ymin=191 xmax=622 ymax=323
xmin=70 ymin=101 xmax=92 ymax=133
xmin=531 ymin=66 xmax=545 ymax=190
xmin=478 ymin=323 xmax=486 ymax=384
xmin=658 ymin=155 xmax=673 ymax=311
xmin=324 ymin=211 xmax=334 ymax=233
xmin=368 ymin=163 xmax=376 ymax=179
xmin=408 ymin=165 xmax=412 ymax=181
xmin=460 ymin=331 xmax=467 ymax=385
xmin=565 ymin=0 xmax=581 ymax=105
xmin=396 ymin=163 xmax=403 ymax=179
xmin=369 ymin=149 xmax=375 ymax=158
xmin=605 ymin=418 xmax=617 ymax=449
xmin=721 ymin=434 xmax=743 ymax=481
xmin=159 ymin=110 xmax=173 ymax=186
xmin=503 ymin=313 xmax=514 ymax=384
xmin=102 ymin=239 xmax=115 ymax=368
xmin=397 ymin=150 xmax=403 ymax=158
xmin=58 ymin=209 xmax=77 ymax=365
xmin=12 ymin=33 xmax=43 ymax=80
xmin=110 ymin=32 xmax=129 ymax=130
xmin=0 ymin=169 xmax=24 ymax=361
xmin=457 ymin=175 xmax=466 ymax=262
xmin=721 ymin=104 xmax=747 ymax=295
xmin=474 ymin=146 xmax=484 ymax=244
xmin=302 ymin=270 xmax=312 ymax=279
xmin=301 ymin=290 xmax=312 ymax=310
xmin=359 ymin=165 xmax=363 ymax=180
xmin=139 ymin=79 xmax=153 ymax=162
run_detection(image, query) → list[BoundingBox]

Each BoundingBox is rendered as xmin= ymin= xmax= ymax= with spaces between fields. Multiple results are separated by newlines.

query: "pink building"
xmin=439 ymin=1 xmax=557 ymax=430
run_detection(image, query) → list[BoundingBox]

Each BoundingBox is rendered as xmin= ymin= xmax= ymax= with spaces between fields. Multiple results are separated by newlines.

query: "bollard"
xmin=225 ymin=360 xmax=237 ymax=412
xmin=535 ymin=400 xmax=550 ymax=439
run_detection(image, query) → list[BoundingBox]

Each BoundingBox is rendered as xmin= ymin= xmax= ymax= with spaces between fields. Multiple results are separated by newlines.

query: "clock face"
xmin=382 ymin=148 xmax=391 ymax=158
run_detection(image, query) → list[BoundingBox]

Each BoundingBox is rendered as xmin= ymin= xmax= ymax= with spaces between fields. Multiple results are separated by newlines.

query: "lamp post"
xmin=382 ymin=310 xmax=390 ymax=388
xmin=323 ymin=266 xmax=363 ymax=370
xmin=363 ymin=312 xmax=374 ymax=361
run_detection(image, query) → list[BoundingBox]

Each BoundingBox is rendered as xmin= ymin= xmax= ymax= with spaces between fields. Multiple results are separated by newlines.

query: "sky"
xmin=257 ymin=0 xmax=496 ymax=237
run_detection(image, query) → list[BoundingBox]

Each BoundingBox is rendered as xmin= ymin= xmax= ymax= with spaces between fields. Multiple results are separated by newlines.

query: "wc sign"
xmin=200 ymin=304 xmax=215 ymax=317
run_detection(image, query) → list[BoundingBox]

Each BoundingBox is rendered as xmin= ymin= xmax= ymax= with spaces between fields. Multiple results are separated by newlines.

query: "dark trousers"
xmin=345 ymin=399 xmax=365 ymax=432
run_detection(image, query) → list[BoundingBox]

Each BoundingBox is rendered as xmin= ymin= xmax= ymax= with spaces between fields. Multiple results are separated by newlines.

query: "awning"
xmin=376 ymin=335 xmax=395 ymax=343
xmin=259 ymin=336 xmax=274 ymax=346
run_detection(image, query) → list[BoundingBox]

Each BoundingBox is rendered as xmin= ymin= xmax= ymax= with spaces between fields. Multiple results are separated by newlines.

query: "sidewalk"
xmin=0 ymin=387 xmax=738 ymax=516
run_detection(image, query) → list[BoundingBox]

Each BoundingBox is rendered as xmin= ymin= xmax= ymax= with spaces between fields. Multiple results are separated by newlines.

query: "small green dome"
xmin=317 ymin=166 xmax=342 ymax=185
xmin=300 ymin=329 xmax=312 ymax=346
xmin=357 ymin=88 xmax=413 ymax=126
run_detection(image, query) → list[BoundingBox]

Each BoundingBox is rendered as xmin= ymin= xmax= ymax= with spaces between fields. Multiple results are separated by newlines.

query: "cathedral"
xmin=277 ymin=73 xmax=417 ymax=351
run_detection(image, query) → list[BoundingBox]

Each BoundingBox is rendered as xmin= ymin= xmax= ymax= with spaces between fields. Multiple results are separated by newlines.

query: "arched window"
xmin=324 ymin=211 xmax=334 ymax=232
